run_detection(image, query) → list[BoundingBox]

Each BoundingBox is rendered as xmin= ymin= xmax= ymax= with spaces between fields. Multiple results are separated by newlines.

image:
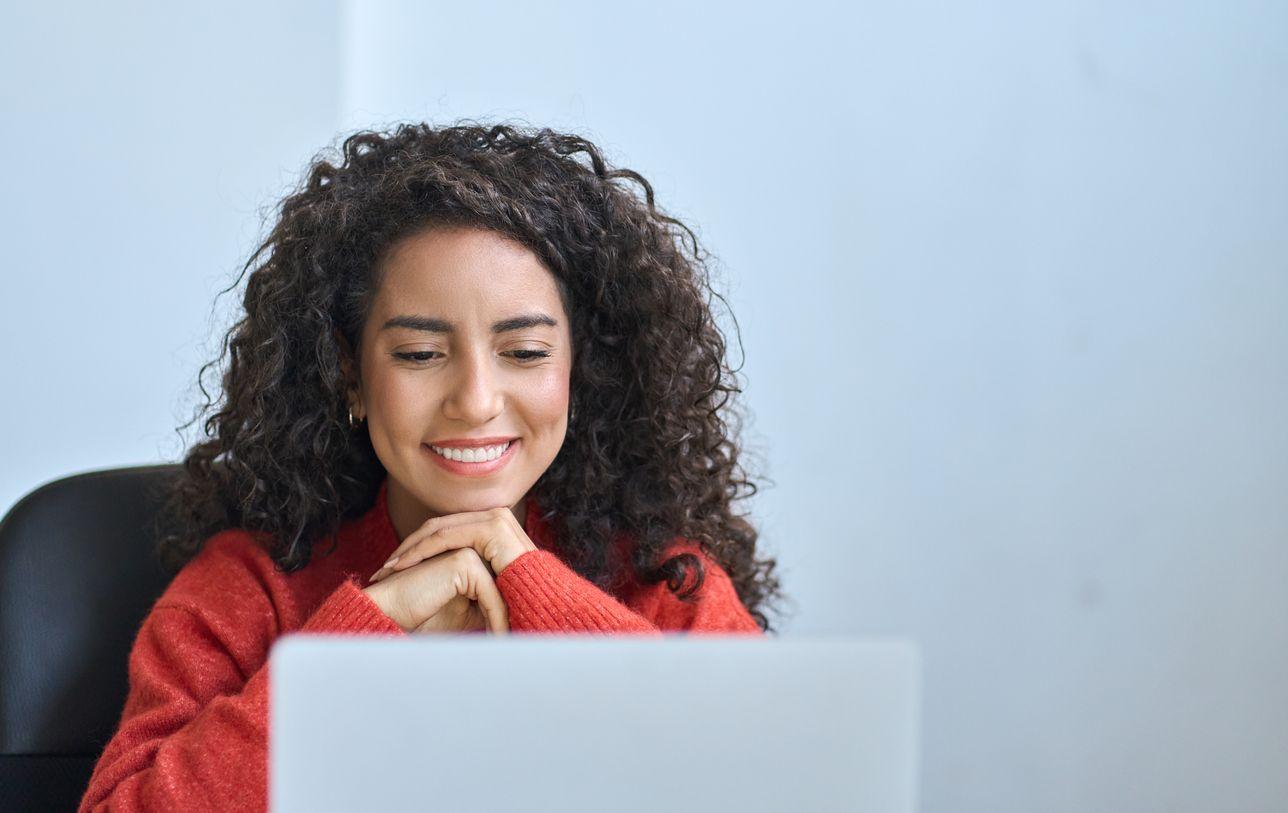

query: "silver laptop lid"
xmin=270 ymin=636 xmax=920 ymax=813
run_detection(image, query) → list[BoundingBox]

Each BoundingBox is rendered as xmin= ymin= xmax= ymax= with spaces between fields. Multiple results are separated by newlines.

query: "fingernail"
xmin=382 ymin=556 xmax=400 ymax=569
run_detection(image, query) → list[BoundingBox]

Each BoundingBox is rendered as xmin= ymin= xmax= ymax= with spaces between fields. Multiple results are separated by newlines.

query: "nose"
xmin=441 ymin=350 xmax=504 ymax=425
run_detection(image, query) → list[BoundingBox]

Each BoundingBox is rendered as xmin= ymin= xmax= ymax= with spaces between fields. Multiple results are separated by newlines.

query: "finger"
xmin=374 ymin=512 xmax=514 ymax=580
xmin=412 ymin=593 xmax=471 ymax=635
xmin=418 ymin=605 xmax=486 ymax=635
xmin=369 ymin=525 xmax=478 ymax=583
xmin=380 ymin=510 xmax=494 ymax=567
xmin=464 ymin=601 xmax=487 ymax=634
xmin=367 ymin=512 xmax=493 ymax=583
xmin=375 ymin=508 xmax=509 ymax=574
xmin=468 ymin=560 xmax=509 ymax=635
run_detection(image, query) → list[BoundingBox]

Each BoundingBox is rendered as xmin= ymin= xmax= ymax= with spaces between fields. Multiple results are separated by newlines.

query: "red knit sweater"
xmin=78 ymin=477 xmax=762 ymax=812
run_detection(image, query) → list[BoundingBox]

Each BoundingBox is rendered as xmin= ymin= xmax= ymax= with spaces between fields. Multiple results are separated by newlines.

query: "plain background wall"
xmin=2 ymin=1 xmax=1285 ymax=811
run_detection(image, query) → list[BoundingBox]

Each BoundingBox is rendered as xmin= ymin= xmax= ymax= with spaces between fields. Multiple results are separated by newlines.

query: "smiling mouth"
xmin=426 ymin=440 xmax=514 ymax=463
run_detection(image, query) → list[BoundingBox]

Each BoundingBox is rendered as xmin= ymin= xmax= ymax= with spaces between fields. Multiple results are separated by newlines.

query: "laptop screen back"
xmin=269 ymin=635 xmax=919 ymax=813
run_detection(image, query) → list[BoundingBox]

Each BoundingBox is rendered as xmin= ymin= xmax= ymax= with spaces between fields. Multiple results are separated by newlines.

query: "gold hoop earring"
xmin=348 ymin=407 xmax=363 ymax=429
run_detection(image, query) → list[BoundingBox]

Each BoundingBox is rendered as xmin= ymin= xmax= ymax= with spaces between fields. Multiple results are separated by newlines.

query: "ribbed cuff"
xmin=494 ymin=549 xmax=661 ymax=634
xmin=299 ymin=577 xmax=406 ymax=635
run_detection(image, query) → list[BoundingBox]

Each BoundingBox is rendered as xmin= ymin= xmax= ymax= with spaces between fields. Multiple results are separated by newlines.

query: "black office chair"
xmin=0 ymin=464 xmax=181 ymax=811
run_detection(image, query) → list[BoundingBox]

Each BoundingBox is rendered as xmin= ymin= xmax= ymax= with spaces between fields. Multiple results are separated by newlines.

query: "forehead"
xmin=372 ymin=226 xmax=564 ymax=317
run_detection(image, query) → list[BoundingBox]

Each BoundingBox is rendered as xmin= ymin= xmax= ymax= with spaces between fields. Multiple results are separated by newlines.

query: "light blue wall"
xmin=2 ymin=2 xmax=1284 ymax=811
xmin=0 ymin=1 xmax=341 ymax=488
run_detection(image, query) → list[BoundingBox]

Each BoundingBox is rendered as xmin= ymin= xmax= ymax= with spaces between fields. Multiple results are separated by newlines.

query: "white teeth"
xmin=430 ymin=441 xmax=511 ymax=463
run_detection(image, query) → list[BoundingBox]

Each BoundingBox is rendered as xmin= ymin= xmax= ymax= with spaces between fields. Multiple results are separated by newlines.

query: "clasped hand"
xmin=361 ymin=507 xmax=539 ymax=635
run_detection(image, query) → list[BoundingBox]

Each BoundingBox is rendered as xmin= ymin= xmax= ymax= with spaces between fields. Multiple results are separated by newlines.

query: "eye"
xmin=393 ymin=351 xmax=441 ymax=363
xmin=507 ymin=349 xmax=552 ymax=362
xmin=392 ymin=349 xmax=551 ymax=365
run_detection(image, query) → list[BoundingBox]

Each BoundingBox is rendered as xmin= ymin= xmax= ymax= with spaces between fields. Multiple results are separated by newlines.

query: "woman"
xmin=79 ymin=121 xmax=785 ymax=812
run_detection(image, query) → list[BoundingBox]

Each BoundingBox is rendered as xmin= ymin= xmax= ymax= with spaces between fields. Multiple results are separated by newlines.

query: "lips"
xmin=422 ymin=438 xmax=520 ymax=477
xmin=428 ymin=439 xmax=511 ymax=462
xmin=426 ymin=436 xmax=518 ymax=448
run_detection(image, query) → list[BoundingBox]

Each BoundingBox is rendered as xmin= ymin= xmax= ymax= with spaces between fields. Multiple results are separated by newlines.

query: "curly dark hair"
xmin=156 ymin=120 xmax=786 ymax=632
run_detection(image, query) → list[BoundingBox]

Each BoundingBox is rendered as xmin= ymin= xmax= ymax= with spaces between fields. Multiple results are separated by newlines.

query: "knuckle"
xmin=451 ymin=569 xmax=471 ymax=596
xmin=450 ymin=546 xmax=479 ymax=563
xmin=466 ymin=555 xmax=495 ymax=583
xmin=465 ymin=551 xmax=491 ymax=574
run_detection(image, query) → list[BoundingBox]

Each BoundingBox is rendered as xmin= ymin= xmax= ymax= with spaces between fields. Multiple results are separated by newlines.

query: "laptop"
xmin=269 ymin=635 xmax=920 ymax=812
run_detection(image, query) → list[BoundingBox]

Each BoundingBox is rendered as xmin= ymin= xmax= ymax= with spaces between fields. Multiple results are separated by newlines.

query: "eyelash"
xmin=393 ymin=349 xmax=551 ymax=364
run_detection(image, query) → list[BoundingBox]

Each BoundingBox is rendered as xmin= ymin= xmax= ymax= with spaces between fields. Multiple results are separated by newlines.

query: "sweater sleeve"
xmin=493 ymin=546 xmax=764 ymax=635
xmin=77 ymin=576 xmax=403 ymax=813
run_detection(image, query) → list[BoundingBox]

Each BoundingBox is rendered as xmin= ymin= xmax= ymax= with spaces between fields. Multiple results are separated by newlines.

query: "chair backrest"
xmin=0 ymin=464 xmax=180 ymax=811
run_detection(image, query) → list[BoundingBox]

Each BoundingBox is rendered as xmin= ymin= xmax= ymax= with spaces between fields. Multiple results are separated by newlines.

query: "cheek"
xmin=518 ymin=366 xmax=570 ymax=427
xmin=370 ymin=370 xmax=436 ymax=433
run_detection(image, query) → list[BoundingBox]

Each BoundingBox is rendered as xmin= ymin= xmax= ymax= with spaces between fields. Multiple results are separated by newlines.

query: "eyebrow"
xmin=380 ymin=312 xmax=559 ymax=334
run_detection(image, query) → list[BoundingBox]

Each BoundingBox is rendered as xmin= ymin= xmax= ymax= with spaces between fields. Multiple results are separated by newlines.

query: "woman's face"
xmin=353 ymin=225 xmax=573 ymax=540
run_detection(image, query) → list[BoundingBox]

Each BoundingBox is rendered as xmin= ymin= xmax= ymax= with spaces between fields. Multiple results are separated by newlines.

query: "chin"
xmin=434 ymin=486 xmax=521 ymax=514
